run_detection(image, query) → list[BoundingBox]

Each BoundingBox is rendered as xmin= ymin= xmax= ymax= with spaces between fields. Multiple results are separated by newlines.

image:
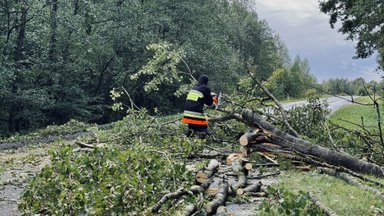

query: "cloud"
xmin=255 ymin=0 xmax=325 ymax=25
xmin=253 ymin=0 xmax=381 ymax=82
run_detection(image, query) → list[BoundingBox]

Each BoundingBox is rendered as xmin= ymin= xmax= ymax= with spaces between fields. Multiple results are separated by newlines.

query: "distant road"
xmin=281 ymin=96 xmax=359 ymax=114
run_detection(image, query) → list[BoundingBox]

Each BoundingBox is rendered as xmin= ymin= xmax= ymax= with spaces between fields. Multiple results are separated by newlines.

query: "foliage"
xmin=319 ymin=0 xmax=384 ymax=70
xmin=97 ymin=109 xmax=205 ymax=157
xmin=17 ymin=106 xmax=248 ymax=215
xmin=258 ymin=186 xmax=325 ymax=216
xmin=19 ymin=143 xmax=192 ymax=215
xmin=130 ymin=42 xmax=192 ymax=96
xmin=285 ymin=97 xmax=331 ymax=144
xmin=282 ymin=56 xmax=316 ymax=99
xmin=1 ymin=0 xmax=296 ymax=136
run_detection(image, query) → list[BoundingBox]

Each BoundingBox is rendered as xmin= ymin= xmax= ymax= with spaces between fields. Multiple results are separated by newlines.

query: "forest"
xmin=0 ymin=0 xmax=350 ymax=136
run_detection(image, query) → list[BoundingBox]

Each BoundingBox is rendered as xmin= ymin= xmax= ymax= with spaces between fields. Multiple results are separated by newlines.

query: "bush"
xmin=286 ymin=97 xmax=331 ymax=144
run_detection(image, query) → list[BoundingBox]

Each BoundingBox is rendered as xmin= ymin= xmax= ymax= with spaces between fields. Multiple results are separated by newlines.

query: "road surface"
xmin=281 ymin=96 xmax=358 ymax=114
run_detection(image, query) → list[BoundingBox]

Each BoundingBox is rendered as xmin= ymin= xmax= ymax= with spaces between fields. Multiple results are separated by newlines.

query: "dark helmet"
xmin=198 ymin=75 xmax=208 ymax=85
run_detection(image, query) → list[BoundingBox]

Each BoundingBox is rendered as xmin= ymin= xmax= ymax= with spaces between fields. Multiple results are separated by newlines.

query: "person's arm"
xmin=203 ymin=88 xmax=217 ymax=109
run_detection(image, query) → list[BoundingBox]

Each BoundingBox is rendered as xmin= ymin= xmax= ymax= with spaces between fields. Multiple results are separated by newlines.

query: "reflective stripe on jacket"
xmin=182 ymin=82 xmax=213 ymax=126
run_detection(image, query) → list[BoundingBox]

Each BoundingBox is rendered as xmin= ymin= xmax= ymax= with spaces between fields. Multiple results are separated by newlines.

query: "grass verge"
xmin=329 ymin=96 xmax=382 ymax=130
xmin=277 ymin=170 xmax=384 ymax=216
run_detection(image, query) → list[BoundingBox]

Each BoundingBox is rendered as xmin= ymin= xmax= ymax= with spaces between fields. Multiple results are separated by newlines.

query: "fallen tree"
xmin=225 ymin=108 xmax=384 ymax=177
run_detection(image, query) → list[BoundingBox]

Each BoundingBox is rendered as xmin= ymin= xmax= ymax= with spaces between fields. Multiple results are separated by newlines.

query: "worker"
xmin=181 ymin=75 xmax=218 ymax=138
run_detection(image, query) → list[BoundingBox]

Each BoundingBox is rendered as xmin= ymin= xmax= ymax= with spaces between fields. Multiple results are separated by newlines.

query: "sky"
xmin=253 ymin=0 xmax=382 ymax=83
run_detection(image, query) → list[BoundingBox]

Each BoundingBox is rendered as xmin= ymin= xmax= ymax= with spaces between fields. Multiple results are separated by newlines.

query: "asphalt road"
xmin=281 ymin=96 xmax=359 ymax=114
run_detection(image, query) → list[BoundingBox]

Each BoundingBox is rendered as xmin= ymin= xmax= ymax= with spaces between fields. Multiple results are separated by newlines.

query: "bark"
xmin=195 ymin=159 xmax=220 ymax=184
xmin=318 ymin=167 xmax=384 ymax=200
xmin=181 ymin=204 xmax=197 ymax=216
xmin=237 ymin=181 xmax=263 ymax=195
xmin=215 ymin=206 xmax=227 ymax=216
xmin=235 ymin=109 xmax=384 ymax=177
xmin=8 ymin=0 xmax=28 ymax=133
xmin=308 ymin=192 xmax=338 ymax=216
xmin=239 ymin=129 xmax=271 ymax=146
xmin=206 ymin=188 xmax=219 ymax=197
xmin=151 ymin=188 xmax=187 ymax=213
xmin=204 ymin=181 xmax=228 ymax=214
xmin=229 ymin=159 xmax=247 ymax=195
xmin=280 ymin=151 xmax=384 ymax=187
xmin=226 ymin=153 xmax=243 ymax=165
xmin=151 ymin=185 xmax=204 ymax=213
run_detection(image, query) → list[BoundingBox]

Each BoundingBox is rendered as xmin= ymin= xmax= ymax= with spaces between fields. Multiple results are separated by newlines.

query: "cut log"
xmin=308 ymin=192 xmax=338 ymax=216
xmin=239 ymin=129 xmax=271 ymax=146
xmin=281 ymin=152 xmax=384 ymax=188
xmin=240 ymin=146 xmax=250 ymax=157
xmin=257 ymin=152 xmax=278 ymax=164
xmin=230 ymin=159 xmax=248 ymax=194
xmin=226 ymin=154 xmax=252 ymax=170
xmin=226 ymin=153 xmax=243 ymax=165
xmin=181 ymin=189 xmax=204 ymax=216
xmin=195 ymin=159 xmax=220 ymax=184
xmin=216 ymin=206 xmax=227 ymax=216
xmin=206 ymin=188 xmax=219 ymax=197
xmin=245 ymin=192 xmax=267 ymax=197
xmin=235 ymin=109 xmax=384 ymax=177
xmin=239 ymin=128 xmax=260 ymax=146
xmin=181 ymin=204 xmax=197 ymax=216
xmin=151 ymin=185 xmax=204 ymax=213
xmin=244 ymin=162 xmax=253 ymax=171
xmin=296 ymin=165 xmax=311 ymax=171
xmin=151 ymin=188 xmax=186 ymax=213
xmin=237 ymin=181 xmax=263 ymax=195
xmin=204 ymin=181 xmax=229 ymax=214
xmin=251 ymin=171 xmax=281 ymax=179
xmin=75 ymin=141 xmax=95 ymax=148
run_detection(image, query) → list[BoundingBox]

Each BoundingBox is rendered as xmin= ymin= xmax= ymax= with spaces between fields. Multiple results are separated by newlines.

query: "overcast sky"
xmin=253 ymin=0 xmax=381 ymax=82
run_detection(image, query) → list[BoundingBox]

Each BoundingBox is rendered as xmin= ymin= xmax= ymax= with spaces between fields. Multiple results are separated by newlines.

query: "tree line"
xmin=321 ymin=78 xmax=383 ymax=96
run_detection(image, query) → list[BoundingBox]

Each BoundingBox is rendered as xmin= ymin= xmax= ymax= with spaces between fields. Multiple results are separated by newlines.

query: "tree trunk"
xmin=318 ymin=167 xmax=384 ymax=200
xmin=237 ymin=181 xmax=262 ymax=195
xmin=239 ymin=128 xmax=271 ymax=146
xmin=8 ymin=0 xmax=28 ymax=133
xmin=229 ymin=159 xmax=247 ymax=195
xmin=236 ymin=109 xmax=384 ymax=177
xmin=195 ymin=159 xmax=220 ymax=184
xmin=204 ymin=181 xmax=228 ymax=214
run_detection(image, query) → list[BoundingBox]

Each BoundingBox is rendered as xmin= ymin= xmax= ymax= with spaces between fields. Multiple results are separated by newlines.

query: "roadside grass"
xmin=277 ymin=170 xmax=384 ymax=216
xmin=329 ymin=96 xmax=381 ymax=130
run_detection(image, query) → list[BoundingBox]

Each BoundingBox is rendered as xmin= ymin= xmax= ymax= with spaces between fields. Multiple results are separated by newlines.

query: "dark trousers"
xmin=186 ymin=124 xmax=208 ymax=138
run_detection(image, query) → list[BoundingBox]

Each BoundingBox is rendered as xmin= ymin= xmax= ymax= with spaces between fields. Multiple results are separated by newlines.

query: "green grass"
xmin=278 ymin=170 xmax=384 ymax=216
xmin=329 ymin=96 xmax=381 ymax=130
